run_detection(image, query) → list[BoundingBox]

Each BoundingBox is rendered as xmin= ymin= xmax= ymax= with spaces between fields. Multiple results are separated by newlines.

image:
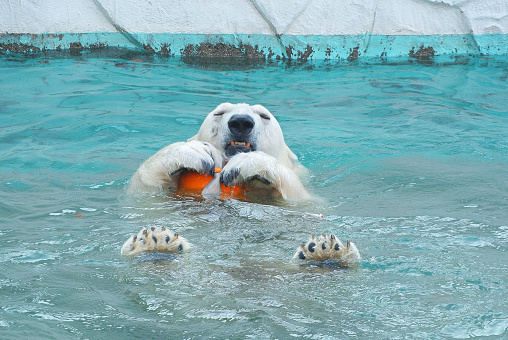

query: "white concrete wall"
xmin=1 ymin=0 xmax=507 ymax=59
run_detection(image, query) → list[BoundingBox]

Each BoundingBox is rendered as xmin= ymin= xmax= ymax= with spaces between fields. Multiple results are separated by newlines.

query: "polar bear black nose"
xmin=228 ymin=115 xmax=254 ymax=138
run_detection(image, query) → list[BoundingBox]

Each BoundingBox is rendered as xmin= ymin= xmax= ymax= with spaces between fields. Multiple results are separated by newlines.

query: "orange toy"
xmin=177 ymin=168 xmax=246 ymax=199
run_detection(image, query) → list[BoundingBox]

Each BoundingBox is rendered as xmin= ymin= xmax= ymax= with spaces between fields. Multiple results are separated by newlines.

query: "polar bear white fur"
xmin=121 ymin=226 xmax=190 ymax=256
xmin=126 ymin=103 xmax=310 ymax=201
xmin=294 ymin=234 xmax=361 ymax=266
xmin=123 ymin=103 xmax=360 ymax=265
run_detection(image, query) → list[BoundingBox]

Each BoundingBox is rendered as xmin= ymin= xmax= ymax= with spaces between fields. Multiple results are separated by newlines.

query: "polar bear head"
xmin=190 ymin=103 xmax=298 ymax=168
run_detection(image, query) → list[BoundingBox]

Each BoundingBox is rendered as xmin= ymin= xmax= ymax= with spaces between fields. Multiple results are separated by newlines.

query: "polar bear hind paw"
xmin=294 ymin=234 xmax=361 ymax=267
xmin=121 ymin=226 xmax=191 ymax=256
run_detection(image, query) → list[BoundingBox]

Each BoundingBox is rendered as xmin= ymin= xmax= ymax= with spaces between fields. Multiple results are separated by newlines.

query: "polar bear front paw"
xmin=220 ymin=152 xmax=273 ymax=187
xmin=294 ymin=234 xmax=361 ymax=267
xmin=121 ymin=226 xmax=191 ymax=256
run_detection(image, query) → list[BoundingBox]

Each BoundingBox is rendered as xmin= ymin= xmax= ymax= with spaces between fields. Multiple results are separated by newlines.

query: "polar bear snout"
xmin=225 ymin=114 xmax=256 ymax=157
xmin=127 ymin=102 xmax=313 ymax=201
xmin=228 ymin=114 xmax=254 ymax=139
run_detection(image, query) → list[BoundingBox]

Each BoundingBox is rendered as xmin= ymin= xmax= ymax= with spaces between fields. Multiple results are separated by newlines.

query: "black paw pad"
xmin=293 ymin=233 xmax=360 ymax=266
xmin=121 ymin=227 xmax=191 ymax=256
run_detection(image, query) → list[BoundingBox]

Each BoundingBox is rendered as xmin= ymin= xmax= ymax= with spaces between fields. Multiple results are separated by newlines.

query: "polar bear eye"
xmin=259 ymin=113 xmax=270 ymax=120
xmin=214 ymin=110 xmax=225 ymax=117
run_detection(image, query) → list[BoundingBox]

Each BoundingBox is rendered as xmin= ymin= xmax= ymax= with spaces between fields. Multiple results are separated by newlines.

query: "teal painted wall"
xmin=1 ymin=1 xmax=507 ymax=59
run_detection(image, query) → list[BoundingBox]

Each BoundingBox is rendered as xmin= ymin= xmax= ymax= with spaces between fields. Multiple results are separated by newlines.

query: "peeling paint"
xmin=1 ymin=32 xmax=507 ymax=60
xmin=0 ymin=0 xmax=506 ymax=60
xmin=347 ymin=46 xmax=360 ymax=61
xmin=285 ymin=45 xmax=294 ymax=60
xmin=283 ymin=44 xmax=314 ymax=61
xmin=297 ymin=45 xmax=314 ymax=61
xmin=409 ymin=45 xmax=436 ymax=58
xmin=159 ymin=44 xmax=172 ymax=55
xmin=0 ymin=42 xmax=41 ymax=53
xmin=182 ymin=42 xmax=265 ymax=59
xmin=69 ymin=42 xmax=84 ymax=50
xmin=267 ymin=47 xmax=275 ymax=59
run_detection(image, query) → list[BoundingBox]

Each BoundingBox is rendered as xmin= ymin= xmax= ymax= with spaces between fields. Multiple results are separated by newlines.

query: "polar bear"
xmin=122 ymin=103 xmax=360 ymax=265
xmin=126 ymin=102 xmax=310 ymax=201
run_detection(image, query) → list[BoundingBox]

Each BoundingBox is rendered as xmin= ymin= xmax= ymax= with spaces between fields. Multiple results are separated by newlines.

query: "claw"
xmin=221 ymin=171 xmax=231 ymax=187
xmin=293 ymin=233 xmax=361 ymax=265
xmin=170 ymin=168 xmax=186 ymax=176
xmin=122 ymin=227 xmax=190 ymax=256
xmin=220 ymin=172 xmax=228 ymax=186
xmin=251 ymin=175 xmax=271 ymax=185
xmin=221 ymin=167 xmax=241 ymax=187
xmin=201 ymin=159 xmax=214 ymax=176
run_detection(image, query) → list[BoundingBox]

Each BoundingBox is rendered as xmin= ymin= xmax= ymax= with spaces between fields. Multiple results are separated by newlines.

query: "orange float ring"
xmin=177 ymin=168 xmax=246 ymax=199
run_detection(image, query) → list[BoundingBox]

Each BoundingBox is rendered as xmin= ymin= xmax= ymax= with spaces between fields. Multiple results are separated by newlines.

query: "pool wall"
xmin=1 ymin=0 xmax=507 ymax=59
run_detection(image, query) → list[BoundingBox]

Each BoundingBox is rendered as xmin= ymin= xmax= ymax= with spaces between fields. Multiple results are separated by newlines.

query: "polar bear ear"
xmin=210 ymin=102 xmax=234 ymax=116
xmin=250 ymin=104 xmax=272 ymax=117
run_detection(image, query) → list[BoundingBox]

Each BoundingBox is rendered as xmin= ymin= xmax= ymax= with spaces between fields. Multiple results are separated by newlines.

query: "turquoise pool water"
xmin=1 ymin=52 xmax=507 ymax=339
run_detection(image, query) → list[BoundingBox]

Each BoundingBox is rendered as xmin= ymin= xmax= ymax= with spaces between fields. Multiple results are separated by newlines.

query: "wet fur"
xmin=123 ymin=103 xmax=360 ymax=265
xmin=126 ymin=103 xmax=310 ymax=201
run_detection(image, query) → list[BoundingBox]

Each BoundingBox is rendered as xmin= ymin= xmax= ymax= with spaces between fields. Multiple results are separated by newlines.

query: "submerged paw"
xmin=121 ymin=226 xmax=191 ymax=256
xmin=294 ymin=234 xmax=360 ymax=266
